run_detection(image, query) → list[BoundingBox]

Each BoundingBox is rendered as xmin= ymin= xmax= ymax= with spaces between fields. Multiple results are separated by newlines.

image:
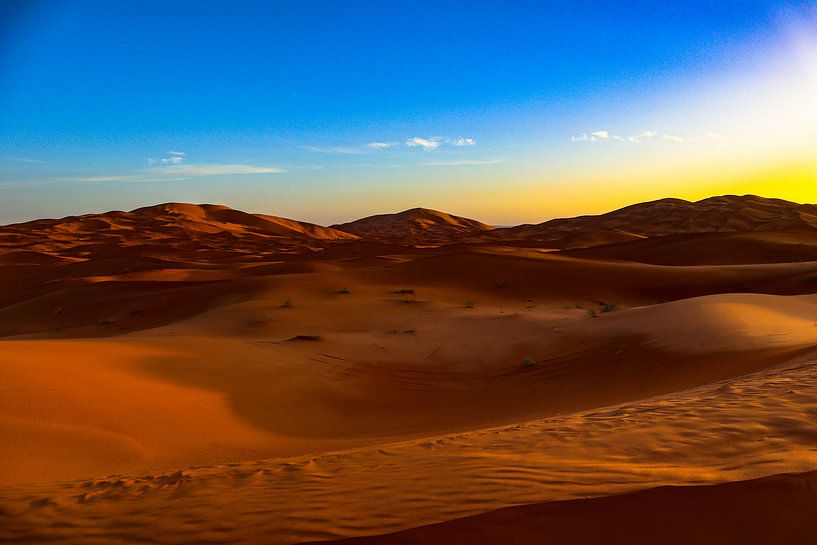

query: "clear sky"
xmin=0 ymin=1 xmax=815 ymax=225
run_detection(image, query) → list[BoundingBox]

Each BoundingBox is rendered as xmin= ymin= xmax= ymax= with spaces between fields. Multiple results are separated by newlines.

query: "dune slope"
xmin=4 ymin=347 xmax=817 ymax=544
xmin=561 ymin=229 xmax=817 ymax=265
xmin=3 ymin=292 xmax=817 ymax=486
xmin=311 ymin=471 xmax=817 ymax=545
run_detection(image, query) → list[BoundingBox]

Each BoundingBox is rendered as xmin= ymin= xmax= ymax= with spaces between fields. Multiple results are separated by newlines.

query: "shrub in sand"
xmin=521 ymin=355 xmax=535 ymax=368
xmin=464 ymin=300 xmax=475 ymax=308
xmin=281 ymin=299 xmax=292 ymax=308
xmin=248 ymin=315 xmax=266 ymax=326
xmin=288 ymin=333 xmax=322 ymax=342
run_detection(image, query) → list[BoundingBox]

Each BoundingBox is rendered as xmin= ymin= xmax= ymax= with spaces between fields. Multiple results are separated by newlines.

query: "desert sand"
xmin=3 ymin=195 xmax=817 ymax=543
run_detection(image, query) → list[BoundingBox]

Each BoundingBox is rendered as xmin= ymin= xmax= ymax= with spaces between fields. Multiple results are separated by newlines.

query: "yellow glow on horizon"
xmin=473 ymin=10 xmax=817 ymax=224
xmin=441 ymin=152 xmax=817 ymax=225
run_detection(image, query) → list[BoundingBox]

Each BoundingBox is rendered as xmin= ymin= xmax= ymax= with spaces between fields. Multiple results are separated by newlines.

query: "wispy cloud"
xmin=305 ymin=136 xmax=477 ymax=153
xmin=683 ymin=132 xmax=724 ymax=143
xmin=50 ymin=151 xmax=283 ymax=183
xmin=406 ymin=136 xmax=478 ymax=149
xmin=302 ymin=145 xmax=366 ymax=155
xmin=406 ymin=137 xmax=441 ymax=150
xmin=572 ymin=131 xmax=610 ymax=142
xmin=626 ymin=131 xmax=656 ymax=143
xmin=422 ymin=159 xmax=503 ymax=166
xmin=51 ymin=175 xmax=137 ymax=183
xmin=572 ymin=130 xmax=721 ymax=144
xmin=148 ymin=151 xmax=186 ymax=165
xmin=150 ymin=164 xmax=283 ymax=176
xmin=661 ymin=134 xmax=686 ymax=143
xmin=8 ymin=157 xmax=48 ymax=164
xmin=143 ymin=151 xmax=283 ymax=177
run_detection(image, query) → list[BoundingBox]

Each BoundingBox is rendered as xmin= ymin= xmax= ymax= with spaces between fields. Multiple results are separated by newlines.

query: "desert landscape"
xmin=2 ymin=194 xmax=817 ymax=543
xmin=3 ymin=1 xmax=816 ymax=542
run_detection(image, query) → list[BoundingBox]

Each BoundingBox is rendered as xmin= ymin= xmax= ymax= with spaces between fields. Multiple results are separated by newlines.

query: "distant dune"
xmin=6 ymin=194 xmax=817 ymax=258
xmin=492 ymin=194 xmax=817 ymax=243
xmin=3 ymin=202 xmax=356 ymax=262
xmin=331 ymin=207 xmax=494 ymax=245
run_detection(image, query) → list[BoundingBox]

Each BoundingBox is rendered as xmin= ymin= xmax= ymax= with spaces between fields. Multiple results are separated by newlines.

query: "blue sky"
xmin=1 ymin=1 xmax=815 ymax=225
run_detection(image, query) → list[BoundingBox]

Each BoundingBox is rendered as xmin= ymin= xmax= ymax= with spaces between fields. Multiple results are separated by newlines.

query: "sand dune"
xmin=8 ymin=236 xmax=817 ymax=338
xmin=4 ymin=342 xmax=817 ymax=544
xmin=493 ymin=194 xmax=817 ymax=243
xmin=562 ymin=229 xmax=817 ymax=265
xmin=332 ymin=207 xmax=494 ymax=245
xmin=4 ymin=195 xmax=817 ymax=543
xmin=0 ymin=202 xmax=357 ymax=267
xmin=311 ymin=471 xmax=817 ymax=545
xmin=2 ymin=291 xmax=817 ymax=484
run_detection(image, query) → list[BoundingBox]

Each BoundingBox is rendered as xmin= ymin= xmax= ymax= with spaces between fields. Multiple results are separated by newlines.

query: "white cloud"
xmin=626 ymin=131 xmax=657 ymax=143
xmin=9 ymin=157 xmax=48 ymax=164
xmin=306 ymin=136 xmax=476 ymax=152
xmin=573 ymin=129 xmax=718 ymax=144
xmin=627 ymin=131 xmax=657 ymax=144
xmin=52 ymin=175 xmax=136 ymax=183
xmin=150 ymin=164 xmax=283 ymax=176
xmin=303 ymin=145 xmax=365 ymax=155
xmin=406 ymin=137 xmax=441 ymax=150
xmin=148 ymin=151 xmax=186 ymax=165
xmin=51 ymin=160 xmax=283 ymax=184
xmin=572 ymin=131 xmax=610 ymax=142
xmin=146 ymin=151 xmax=283 ymax=173
xmin=422 ymin=159 xmax=504 ymax=166
xmin=162 ymin=151 xmax=186 ymax=165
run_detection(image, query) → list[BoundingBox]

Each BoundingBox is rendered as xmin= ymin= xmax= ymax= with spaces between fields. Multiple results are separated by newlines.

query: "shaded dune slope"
xmin=5 ymin=241 xmax=817 ymax=338
xmin=310 ymin=471 xmax=817 ymax=545
xmin=561 ymin=229 xmax=817 ymax=265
